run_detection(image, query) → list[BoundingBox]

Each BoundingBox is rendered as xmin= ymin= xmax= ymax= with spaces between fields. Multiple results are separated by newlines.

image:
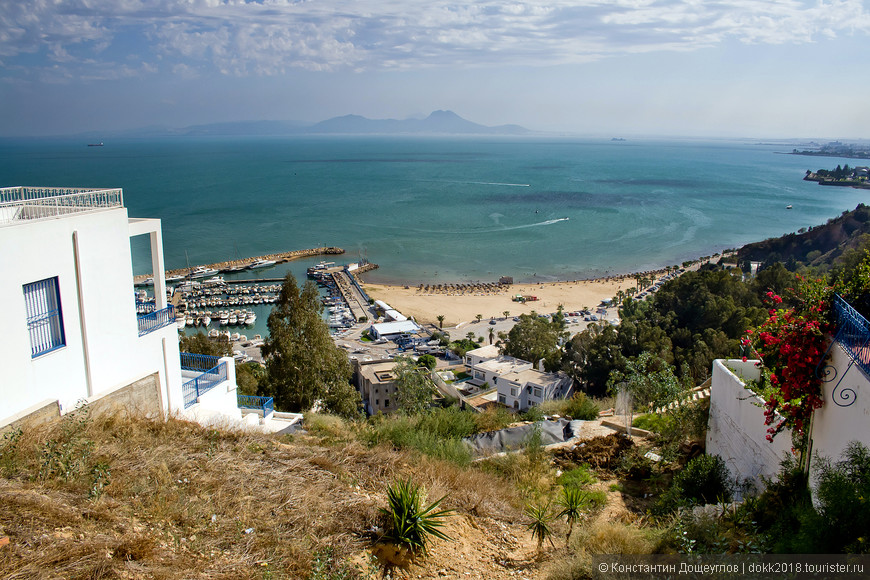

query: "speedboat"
xmin=245 ymin=311 xmax=256 ymax=325
xmin=247 ymin=259 xmax=277 ymax=270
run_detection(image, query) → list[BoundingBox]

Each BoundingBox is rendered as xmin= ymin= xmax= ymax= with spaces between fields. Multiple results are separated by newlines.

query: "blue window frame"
xmin=23 ymin=277 xmax=66 ymax=357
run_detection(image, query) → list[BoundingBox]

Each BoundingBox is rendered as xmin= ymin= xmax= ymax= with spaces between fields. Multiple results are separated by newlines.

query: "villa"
xmin=464 ymin=344 xmax=573 ymax=410
xmin=0 ymin=186 xmax=287 ymax=431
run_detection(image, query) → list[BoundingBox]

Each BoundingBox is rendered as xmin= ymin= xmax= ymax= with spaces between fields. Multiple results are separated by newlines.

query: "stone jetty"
xmin=134 ymin=246 xmax=345 ymax=284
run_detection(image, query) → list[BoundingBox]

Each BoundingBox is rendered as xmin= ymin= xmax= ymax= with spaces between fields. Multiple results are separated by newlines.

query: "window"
xmin=384 ymin=399 xmax=390 ymax=408
xmin=498 ymin=394 xmax=506 ymax=404
xmin=24 ymin=277 xmax=65 ymax=358
xmin=510 ymin=387 xmax=518 ymax=397
xmin=533 ymin=387 xmax=542 ymax=398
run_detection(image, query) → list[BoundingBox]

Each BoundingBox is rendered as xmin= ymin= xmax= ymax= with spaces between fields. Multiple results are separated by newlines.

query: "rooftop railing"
xmin=137 ymin=305 xmax=175 ymax=337
xmin=832 ymin=294 xmax=870 ymax=378
xmin=0 ymin=187 xmax=123 ymax=225
xmin=180 ymin=352 xmax=221 ymax=372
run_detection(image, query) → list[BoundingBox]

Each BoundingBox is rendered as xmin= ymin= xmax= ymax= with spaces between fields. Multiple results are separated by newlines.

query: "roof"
xmin=502 ymin=368 xmax=566 ymax=387
xmin=370 ymin=320 xmax=421 ymax=335
xmin=466 ymin=344 xmax=500 ymax=359
xmin=477 ymin=356 xmax=533 ymax=376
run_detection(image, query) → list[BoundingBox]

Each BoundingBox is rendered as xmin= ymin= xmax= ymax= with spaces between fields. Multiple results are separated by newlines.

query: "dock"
xmin=133 ymin=246 xmax=344 ymax=285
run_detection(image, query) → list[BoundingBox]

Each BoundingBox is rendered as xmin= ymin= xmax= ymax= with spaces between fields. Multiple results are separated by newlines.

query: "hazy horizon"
xmin=2 ymin=1 xmax=869 ymax=140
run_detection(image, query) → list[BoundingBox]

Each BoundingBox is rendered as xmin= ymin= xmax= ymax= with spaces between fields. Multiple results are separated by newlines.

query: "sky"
xmin=2 ymin=0 xmax=869 ymax=138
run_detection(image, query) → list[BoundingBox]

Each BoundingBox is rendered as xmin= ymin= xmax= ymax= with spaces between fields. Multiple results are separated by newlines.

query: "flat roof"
xmin=477 ymin=356 xmax=533 ymax=376
xmin=371 ymin=320 xmax=421 ymax=334
xmin=466 ymin=344 xmax=500 ymax=359
xmin=502 ymin=368 xmax=564 ymax=387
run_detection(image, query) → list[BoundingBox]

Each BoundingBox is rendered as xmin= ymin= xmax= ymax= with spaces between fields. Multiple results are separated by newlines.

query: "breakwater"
xmin=134 ymin=246 xmax=344 ymax=284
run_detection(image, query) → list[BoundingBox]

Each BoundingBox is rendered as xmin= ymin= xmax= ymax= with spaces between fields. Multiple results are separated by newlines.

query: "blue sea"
xmin=2 ymin=135 xmax=866 ymax=286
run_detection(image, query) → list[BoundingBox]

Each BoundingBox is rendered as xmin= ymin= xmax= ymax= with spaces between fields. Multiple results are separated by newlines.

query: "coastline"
xmin=361 ymin=267 xmax=682 ymax=327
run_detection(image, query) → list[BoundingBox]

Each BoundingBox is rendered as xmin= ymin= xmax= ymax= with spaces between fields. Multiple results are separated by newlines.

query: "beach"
xmin=362 ymin=275 xmax=642 ymax=327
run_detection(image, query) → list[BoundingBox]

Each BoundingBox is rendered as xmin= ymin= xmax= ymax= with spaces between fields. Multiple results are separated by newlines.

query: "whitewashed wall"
xmin=1 ymin=207 xmax=181 ymax=425
xmin=809 ymin=344 xmax=870 ymax=479
xmin=706 ymin=359 xmax=793 ymax=495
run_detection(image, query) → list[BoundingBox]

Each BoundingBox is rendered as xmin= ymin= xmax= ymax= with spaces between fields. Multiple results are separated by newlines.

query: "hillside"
xmin=0 ymin=412 xmax=595 ymax=579
xmin=736 ymin=203 xmax=870 ymax=270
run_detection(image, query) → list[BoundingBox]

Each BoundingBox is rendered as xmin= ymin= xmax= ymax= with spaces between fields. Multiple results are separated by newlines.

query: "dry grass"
xmin=0 ymin=410 xmax=530 ymax=579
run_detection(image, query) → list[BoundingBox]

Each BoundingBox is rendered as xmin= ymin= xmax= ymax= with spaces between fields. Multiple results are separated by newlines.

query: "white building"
xmin=464 ymin=345 xmax=573 ymax=411
xmin=0 ymin=186 xmax=250 ymax=429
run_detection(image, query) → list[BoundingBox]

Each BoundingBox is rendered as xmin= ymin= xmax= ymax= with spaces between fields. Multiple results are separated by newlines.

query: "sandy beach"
xmin=361 ymin=275 xmax=643 ymax=327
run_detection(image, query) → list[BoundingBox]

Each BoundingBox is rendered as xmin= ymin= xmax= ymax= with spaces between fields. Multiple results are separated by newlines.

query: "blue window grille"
xmin=23 ymin=277 xmax=65 ymax=357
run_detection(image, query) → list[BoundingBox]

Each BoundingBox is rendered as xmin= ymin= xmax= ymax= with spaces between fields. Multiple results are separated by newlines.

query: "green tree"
xmin=475 ymin=314 xmax=483 ymax=323
xmin=501 ymin=312 xmax=567 ymax=371
xmin=436 ymin=314 xmax=445 ymax=329
xmin=393 ymin=355 xmax=437 ymax=415
xmin=235 ymin=361 xmax=265 ymax=396
xmin=416 ymin=354 xmax=437 ymax=370
xmin=607 ymin=351 xmax=689 ymax=413
xmin=179 ymin=331 xmax=231 ymax=357
xmin=259 ymin=273 xmax=359 ymax=417
xmin=503 ymin=310 xmax=510 ymax=318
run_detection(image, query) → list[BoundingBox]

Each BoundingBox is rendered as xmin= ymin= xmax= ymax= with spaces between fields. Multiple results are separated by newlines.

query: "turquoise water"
xmin=1 ymin=136 xmax=865 ymax=284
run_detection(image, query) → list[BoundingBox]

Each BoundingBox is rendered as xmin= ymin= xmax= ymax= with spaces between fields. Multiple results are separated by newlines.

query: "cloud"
xmin=2 ymin=0 xmax=869 ymax=81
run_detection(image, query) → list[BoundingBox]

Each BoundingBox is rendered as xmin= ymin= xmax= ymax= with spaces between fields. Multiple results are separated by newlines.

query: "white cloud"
xmin=1 ymin=0 xmax=869 ymax=81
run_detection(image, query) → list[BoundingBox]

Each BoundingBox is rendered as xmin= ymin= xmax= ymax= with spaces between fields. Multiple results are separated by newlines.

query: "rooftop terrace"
xmin=0 ymin=186 xmax=124 ymax=226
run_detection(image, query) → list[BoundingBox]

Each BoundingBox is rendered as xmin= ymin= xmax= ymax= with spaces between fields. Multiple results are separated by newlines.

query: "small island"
xmin=791 ymin=141 xmax=870 ymax=160
xmin=804 ymin=163 xmax=870 ymax=190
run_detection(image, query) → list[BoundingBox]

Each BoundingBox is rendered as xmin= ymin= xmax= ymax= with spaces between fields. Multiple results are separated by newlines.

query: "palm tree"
xmin=503 ymin=310 xmax=510 ymax=318
xmin=475 ymin=314 xmax=483 ymax=323
xmin=436 ymin=314 xmax=445 ymax=329
xmin=488 ymin=327 xmax=494 ymax=345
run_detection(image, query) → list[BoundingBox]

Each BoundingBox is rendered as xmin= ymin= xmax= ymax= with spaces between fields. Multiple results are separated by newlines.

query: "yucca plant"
xmin=557 ymin=486 xmax=586 ymax=544
xmin=380 ymin=478 xmax=453 ymax=558
xmin=524 ymin=502 xmax=555 ymax=552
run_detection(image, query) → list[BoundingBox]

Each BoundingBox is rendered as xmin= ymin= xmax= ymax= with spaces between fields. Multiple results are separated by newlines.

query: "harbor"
xmin=132 ymin=246 xmax=345 ymax=285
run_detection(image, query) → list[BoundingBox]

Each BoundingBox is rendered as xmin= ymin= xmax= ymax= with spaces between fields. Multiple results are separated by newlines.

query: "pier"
xmin=133 ymin=246 xmax=344 ymax=285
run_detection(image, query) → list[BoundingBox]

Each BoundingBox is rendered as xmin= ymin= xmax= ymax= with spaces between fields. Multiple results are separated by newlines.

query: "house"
xmin=707 ymin=294 xmax=870 ymax=494
xmin=0 ymin=186 xmax=263 ymax=430
xmin=464 ymin=345 xmax=573 ymax=411
xmin=368 ymin=319 xmax=421 ymax=341
xmin=352 ymin=358 xmax=400 ymax=415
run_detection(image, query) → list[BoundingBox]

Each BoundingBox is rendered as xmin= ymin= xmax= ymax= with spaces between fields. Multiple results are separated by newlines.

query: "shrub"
xmin=556 ymin=465 xmax=597 ymax=488
xmin=473 ymin=406 xmax=514 ymax=433
xmin=563 ymin=393 xmax=600 ymax=420
xmin=524 ymin=503 xmax=555 ymax=551
xmin=655 ymin=454 xmax=732 ymax=514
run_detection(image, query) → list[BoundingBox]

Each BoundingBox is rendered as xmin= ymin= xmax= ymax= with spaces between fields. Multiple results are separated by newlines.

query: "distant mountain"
xmin=68 ymin=111 xmax=529 ymax=139
xmin=307 ymin=110 xmax=529 ymax=135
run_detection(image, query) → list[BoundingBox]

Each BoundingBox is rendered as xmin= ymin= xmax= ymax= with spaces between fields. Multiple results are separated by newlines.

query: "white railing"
xmin=0 ymin=187 xmax=124 ymax=224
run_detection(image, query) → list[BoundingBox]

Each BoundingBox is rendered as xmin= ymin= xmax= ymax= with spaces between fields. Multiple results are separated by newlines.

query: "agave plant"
xmin=380 ymin=479 xmax=453 ymax=558
xmin=524 ymin=502 xmax=555 ymax=552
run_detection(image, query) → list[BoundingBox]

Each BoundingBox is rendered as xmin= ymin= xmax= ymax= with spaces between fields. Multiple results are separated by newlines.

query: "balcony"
xmin=180 ymin=353 xmax=228 ymax=409
xmin=137 ymin=305 xmax=176 ymax=337
xmin=832 ymin=294 xmax=870 ymax=379
xmin=0 ymin=187 xmax=124 ymax=226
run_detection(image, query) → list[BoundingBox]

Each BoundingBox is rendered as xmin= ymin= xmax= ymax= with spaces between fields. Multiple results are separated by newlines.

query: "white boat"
xmin=207 ymin=328 xmax=219 ymax=338
xmin=189 ymin=266 xmax=220 ymax=279
xmin=786 ymin=205 xmax=793 ymax=209
xmin=201 ymin=315 xmax=211 ymax=326
xmin=229 ymin=313 xmax=238 ymax=325
xmin=219 ymin=311 xmax=229 ymax=326
xmin=166 ymin=273 xmax=185 ymax=283
xmin=247 ymin=259 xmax=277 ymax=270
xmin=176 ymin=314 xmax=186 ymax=330
xmin=245 ymin=311 xmax=256 ymax=325
xmin=203 ymin=276 xmax=226 ymax=286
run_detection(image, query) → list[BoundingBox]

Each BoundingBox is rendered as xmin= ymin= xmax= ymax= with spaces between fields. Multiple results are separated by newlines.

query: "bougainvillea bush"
xmin=744 ymin=277 xmax=834 ymax=447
